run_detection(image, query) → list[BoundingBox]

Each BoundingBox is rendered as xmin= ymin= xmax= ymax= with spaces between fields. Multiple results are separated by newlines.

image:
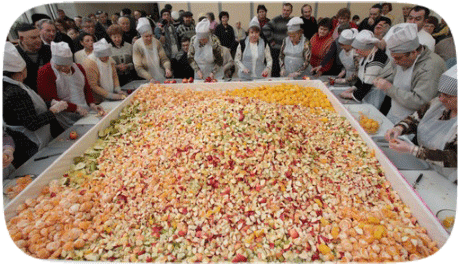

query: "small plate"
xmin=436 ymin=209 xmax=456 ymax=233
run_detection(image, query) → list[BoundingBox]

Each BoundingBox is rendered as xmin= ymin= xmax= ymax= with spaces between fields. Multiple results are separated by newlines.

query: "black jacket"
xmin=15 ymin=44 xmax=52 ymax=93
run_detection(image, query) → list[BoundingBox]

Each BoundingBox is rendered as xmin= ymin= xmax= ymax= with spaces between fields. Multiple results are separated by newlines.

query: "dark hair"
xmin=410 ymin=5 xmax=430 ymax=19
xmin=352 ymin=15 xmax=360 ymax=20
xmin=426 ymin=16 xmax=439 ymax=27
xmin=257 ymin=4 xmax=267 ymax=12
xmin=31 ymin=13 xmax=51 ymax=24
xmin=336 ymin=8 xmax=351 ymax=19
xmin=3 ymin=71 xmax=16 ymax=78
xmin=160 ymin=8 xmax=171 ymax=17
xmin=219 ymin=11 xmax=229 ymax=21
xmin=371 ymin=4 xmax=383 ymax=11
xmin=77 ymin=32 xmax=95 ymax=43
xmin=207 ymin=12 xmax=215 ymax=21
xmin=165 ymin=4 xmax=172 ymax=11
xmin=382 ymin=3 xmax=393 ymax=12
xmin=283 ymin=3 xmax=293 ymax=10
xmin=55 ymin=18 xmax=70 ymax=31
xmin=121 ymin=8 xmax=131 ymax=15
xmin=318 ymin=17 xmax=333 ymax=31
xmin=181 ymin=36 xmax=190 ymax=43
xmin=15 ymin=22 xmax=36 ymax=34
xmin=301 ymin=4 xmax=312 ymax=14
xmin=107 ymin=24 xmax=124 ymax=36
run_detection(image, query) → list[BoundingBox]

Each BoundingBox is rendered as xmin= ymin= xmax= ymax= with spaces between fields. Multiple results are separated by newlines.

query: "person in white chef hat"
xmin=279 ymin=17 xmax=311 ymax=78
xmin=339 ymin=30 xmax=392 ymax=109
xmin=132 ymin=17 xmax=172 ymax=83
xmin=335 ymin=28 xmax=359 ymax=83
xmin=3 ymin=42 xmax=68 ymax=168
xmin=83 ymin=38 xmax=127 ymax=103
xmin=234 ymin=17 xmax=272 ymax=80
xmin=386 ymin=65 xmax=457 ymax=182
xmin=373 ymin=23 xmax=446 ymax=124
xmin=187 ymin=18 xmax=224 ymax=80
xmin=36 ymin=41 xmax=105 ymax=129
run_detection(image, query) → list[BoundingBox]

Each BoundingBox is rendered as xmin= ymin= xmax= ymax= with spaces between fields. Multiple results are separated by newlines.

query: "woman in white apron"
xmin=279 ymin=17 xmax=311 ymax=78
xmin=234 ymin=18 xmax=272 ymax=80
xmin=335 ymin=28 xmax=358 ymax=83
xmin=339 ymin=30 xmax=392 ymax=109
xmin=133 ymin=17 xmax=173 ymax=83
xmin=187 ymin=19 xmax=224 ymax=80
xmin=386 ymin=65 xmax=457 ymax=182
xmin=3 ymin=42 xmax=68 ymax=169
xmin=83 ymin=38 xmax=126 ymax=104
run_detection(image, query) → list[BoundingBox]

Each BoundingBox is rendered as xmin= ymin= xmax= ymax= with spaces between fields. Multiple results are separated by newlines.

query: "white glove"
xmin=389 ymin=138 xmax=415 ymax=154
xmin=3 ymin=146 xmax=14 ymax=168
xmin=384 ymin=125 xmax=404 ymax=142
xmin=49 ymin=100 xmax=68 ymax=114
xmin=107 ymin=93 xmax=125 ymax=100
xmin=76 ymin=105 xmax=89 ymax=116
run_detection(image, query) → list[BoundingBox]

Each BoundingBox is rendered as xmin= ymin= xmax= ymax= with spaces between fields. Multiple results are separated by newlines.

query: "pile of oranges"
xmin=359 ymin=114 xmax=381 ymax=134
xmin=226 ymin=84 xmax=335 ymax=112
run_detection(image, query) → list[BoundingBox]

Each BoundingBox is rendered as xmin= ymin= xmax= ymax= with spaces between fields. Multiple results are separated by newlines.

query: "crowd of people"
xmin=2 ymin=3 xmax=457 ymax=183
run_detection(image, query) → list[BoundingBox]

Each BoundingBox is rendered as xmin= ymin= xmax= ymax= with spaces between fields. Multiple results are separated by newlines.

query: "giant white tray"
xmin=3 ymin=80 xmax=449 ymax=248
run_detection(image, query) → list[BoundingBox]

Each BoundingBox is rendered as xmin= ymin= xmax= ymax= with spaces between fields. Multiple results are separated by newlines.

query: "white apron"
xmin=359 ymin=51 xmax=386 ymax=109
xmin=417 ymin=99 xmax=457 ymax=181
xmin=3 ymin=77 xmax=52 ymax=150
xmin=339 ymin=49 xmax=356 ymax=79
xmin=194 ymin=36 xmax=215 ymax=79
xmin=89 ymin=54 xmax=115 ymax=94
xmin=140 ymin=38 xmax=166 ymax=82
xmin=386 ymin=57 xmax=419 ymax=124
xmin=52 ymin=63 xmax=88 ymax=129
xmin=238 ymin=38 xmax=266 ymax=79
xmin=284 ymin=35 xmax=307 ymax=76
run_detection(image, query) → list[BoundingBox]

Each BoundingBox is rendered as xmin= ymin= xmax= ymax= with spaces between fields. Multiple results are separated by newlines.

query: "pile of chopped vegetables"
xmin=7 ymin=84 xmax=438 ymax=262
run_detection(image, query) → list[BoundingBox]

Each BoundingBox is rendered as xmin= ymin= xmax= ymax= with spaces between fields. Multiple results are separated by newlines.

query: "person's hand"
xmin=373 ymin=77 xmax=392 ymax=92
xmin=108 ymin=93 xmax=126 ymax=100
xmin=197 ymin=70 xmax=204 ymax=80
xmin=311 ymin=66 xmax=323 ymax=77
xmin=165 ymin=69 xmax=173 ymax=78
xmin=389 ymin=138 xmax=414 ymax=154
xmin=159 ymin=36 xmax=166 ymax=44
xmin=49 ymin=100 xmax=68 ymax=114
xmin=76 ymin=105 xmax=88 ymax=116
xmin=3 ymin=146 xmax=14 ymax=168
xmin=337 ymin=70 xmax=346 ymax=78
xmin=280 ymin=69 xmax=286 ymax=77
xmin=385 ymin=125 xmax=404 ymax=142
xmin=209 ymin=72 xmax=215 ymax=80
xmin=117 ymin=63 xmax=128 ymax=72
xmin=334 ymin=78 xmax=347 ymax=84
xmin=368 ymin=17 xmax=375 ymax=26
xmin=90 ymin=103 xmax=106 ymax=116
xmin=242 ymin=68 xmax=250 ymax=74
xmin=288 ymin=72 xmax=299 ymax=78
xmin=340 ymin=88 xmax=354 ymax=99
xmin=261 ymin=69 xmax=269 ymax=78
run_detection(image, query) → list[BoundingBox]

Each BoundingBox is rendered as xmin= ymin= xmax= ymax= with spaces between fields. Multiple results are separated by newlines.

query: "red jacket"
xmin=37 ymin=63 xmax=94 ymax=112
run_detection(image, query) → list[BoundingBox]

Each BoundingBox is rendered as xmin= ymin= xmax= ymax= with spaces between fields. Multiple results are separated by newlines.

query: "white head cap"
xmin=248 ymin=16 xmax=260 ymax=30
xmin=196 ymin=18 xmax=211 ymax=39
xmin=51 ymin=41 xmax=73 ymax=66
xmin=3 ymin=42 xmax=26 ymax=72
xmin=386 ymin=23 xmax=420 ymax=53
xmin=287 ymin=17 xmax=304 ymax=33
xmin=93 ymin=38 xmax=112 ymax=58
xmin=352 ymin=30 xmax=380 ymax=50
xmin=338 ymin=28 xmax=359 ymax=45
xmin=171 ymin=11 xmax=180 ymax=21
xmin=136 ymin=17 xmax=152 ymax=35
xmin=438 ymin=65 xmax=457 ymax=96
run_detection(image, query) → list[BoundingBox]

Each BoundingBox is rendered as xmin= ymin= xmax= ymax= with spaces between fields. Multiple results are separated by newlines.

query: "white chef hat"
xmin=196 ymin=18 xmax=211 ymax=39
xmin=3 ymin=42 xmax=26 ymax=72
xmin=438 ymin=65 xmax=457 ymax=96
xmin=93 ymin=38 xmax=112 ymax=58
xmin=51 ymin=41 xmax=73 ymax=66
xmin=385 ymin=23 xmax=420 ymax=53
xmin=171 ymin=11 xmax=180 ymax=21
xmin=136 ymin=17 xmax=152 ymax=35
xmin=338 ymin=28 xmax=359 ymax=45
xmin=287 ymin=17 xmax=304 ymax=33
xmin=352 ymin=30 xmax=380 ymax=50
xmin=248 ymin=16 xmax=260 ymax=30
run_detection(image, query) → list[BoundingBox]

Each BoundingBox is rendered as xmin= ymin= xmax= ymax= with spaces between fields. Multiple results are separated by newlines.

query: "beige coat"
xmin=82 ymin=57 xmax=120 ymax=104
